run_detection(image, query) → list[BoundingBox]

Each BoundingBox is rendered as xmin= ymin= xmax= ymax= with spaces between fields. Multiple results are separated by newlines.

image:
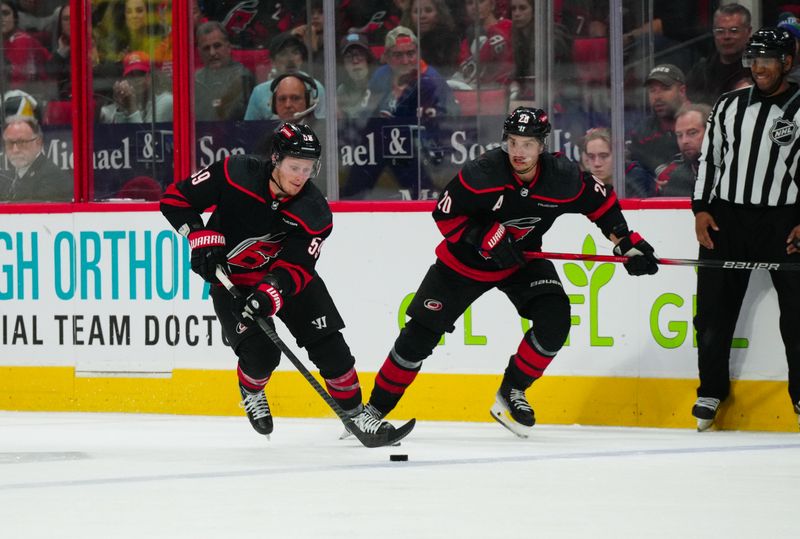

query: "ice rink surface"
xmin=1 ymin=412 xmax=798 ymax=539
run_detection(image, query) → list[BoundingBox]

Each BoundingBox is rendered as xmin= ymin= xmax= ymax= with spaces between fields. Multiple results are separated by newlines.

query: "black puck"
xmin=389 ymin=454 xmax=408 ymax=462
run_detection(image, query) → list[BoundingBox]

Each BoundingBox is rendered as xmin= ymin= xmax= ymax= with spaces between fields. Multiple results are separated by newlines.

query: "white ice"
xmin=1 ymin=412 xmax=798 ymax=539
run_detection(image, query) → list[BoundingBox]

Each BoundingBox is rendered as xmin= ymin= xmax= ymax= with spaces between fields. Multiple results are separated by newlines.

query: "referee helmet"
xmin=744 ymin=27 xmax=795 ymax=63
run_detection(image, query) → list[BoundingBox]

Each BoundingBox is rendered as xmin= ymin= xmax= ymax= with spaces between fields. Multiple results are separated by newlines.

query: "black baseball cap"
xmin=644 ymin=64 xmax=686 ymax=86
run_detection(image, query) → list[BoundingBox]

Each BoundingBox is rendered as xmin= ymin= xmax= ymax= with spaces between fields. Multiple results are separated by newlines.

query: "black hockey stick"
xmin=525 ymin=251 xmax=800 ymax=271
xmin=215 ymin=267 xmax=415 ymax=448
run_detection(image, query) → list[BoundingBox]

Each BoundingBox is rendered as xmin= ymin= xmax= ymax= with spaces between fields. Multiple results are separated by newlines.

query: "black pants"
xmin=695 ymin=201 xmax=800 ymax=404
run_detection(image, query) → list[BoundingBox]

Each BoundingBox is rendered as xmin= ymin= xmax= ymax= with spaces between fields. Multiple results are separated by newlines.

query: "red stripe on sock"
xmin=379 ymin=355 xmax=419 ymax=385
xmin=325 ymin=368 xmax=361 ymax=400
xmin=514 ymin=338 xmax=554 ymax=377
xmin=238 ymin=366 xmax=270 ymax=391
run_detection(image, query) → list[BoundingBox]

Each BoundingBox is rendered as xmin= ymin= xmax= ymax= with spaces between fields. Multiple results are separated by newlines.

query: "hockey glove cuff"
xmin=234 ymin=280 xmax=284 ymax=326
xmin=188 ymin=229 xmax=227 ymax=283
xmin=477 ymin=222 xmax=525 ymax=269
xmin=613 ymin=232 xmax=659 ymax=276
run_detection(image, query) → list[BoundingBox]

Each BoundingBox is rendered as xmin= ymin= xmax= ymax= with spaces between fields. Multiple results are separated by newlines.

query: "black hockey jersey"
xmin=160 ymin=155 xmax=331 ymax=296
xmin=433 ymin=148 xmax=629 ymax=281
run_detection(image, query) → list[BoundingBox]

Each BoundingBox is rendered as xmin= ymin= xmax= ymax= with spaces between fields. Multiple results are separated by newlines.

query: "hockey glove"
xmin=188 ymin=229 xmax=227 ymax=283
xmin=233 ymin=280 xmax=284 ymax=326
xmin=613 ymin=232 xmax=659 ymax=276
xmin=477 ymin=222 xmax=526 ymax=269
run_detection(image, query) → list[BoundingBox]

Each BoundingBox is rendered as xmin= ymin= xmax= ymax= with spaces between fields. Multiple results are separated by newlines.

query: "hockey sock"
xmin=504 ymin=329 xmax=556 ymax=389
xmin=238 ymin=364 xmax=270 ymax=392
xmin=370 ymin=348 xmax=423 ymax=416
xmin=324 ymin=367 xmax=362 ymax=412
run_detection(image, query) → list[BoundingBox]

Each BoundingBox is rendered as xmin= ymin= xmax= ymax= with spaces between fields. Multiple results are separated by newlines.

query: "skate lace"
xmin=508 ymin=389 xmax=532 ymax=412
xmin=241 ymin=391 xmax=271 ymax=420
xmin=695 ymin=397 xmax=720 ymax=411
xmin=351 ymin=406 xmax=384 ymax=435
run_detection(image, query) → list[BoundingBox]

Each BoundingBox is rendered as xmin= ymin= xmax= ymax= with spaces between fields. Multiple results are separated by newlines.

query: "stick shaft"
xmin=525 ymin=251 xmax=800 ymax=271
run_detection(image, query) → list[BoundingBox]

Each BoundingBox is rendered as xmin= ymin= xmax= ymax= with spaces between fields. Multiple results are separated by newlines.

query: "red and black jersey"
xmin=160 ymin=155 xmax=331 ymax=296
xmin=433 ymin=148 xmax=629 ymax=282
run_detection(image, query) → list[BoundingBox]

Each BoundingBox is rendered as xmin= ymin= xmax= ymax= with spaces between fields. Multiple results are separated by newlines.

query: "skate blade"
xmin=696 ymin=418 xmax=715 ymax=432
xmin=489 ymin=404 xmax=531 ymax=439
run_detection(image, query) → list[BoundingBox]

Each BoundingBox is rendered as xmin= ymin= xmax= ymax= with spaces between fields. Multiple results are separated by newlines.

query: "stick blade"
xmin=350 ymin=418 xmax=417 ymax=448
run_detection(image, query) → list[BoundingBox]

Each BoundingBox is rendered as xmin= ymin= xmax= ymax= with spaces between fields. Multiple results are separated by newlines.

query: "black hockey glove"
xmin=613 ymin=232 xmax=659 ymax=276
xmin=476 ymin=222 xmax=525 ymax=269
xmin=188 ymin=229 xmax=227 ymax=283
xmin=232 ymin=279 xmax=284 ymax=326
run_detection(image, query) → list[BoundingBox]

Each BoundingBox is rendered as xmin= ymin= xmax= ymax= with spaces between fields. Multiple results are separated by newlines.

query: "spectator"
xmin=199 ymin=0 xmax=302 ymax=49
xmin=0 ymin=115 xmax=71 ymax=202
xmin=291 ymin=0 xmax=324 ymax=80
xmin=456 ymin=0 xmax=514 ymax=87
xmin=686 ymin=3 xmax=752 ymax=105
xmin=270 ymin=72 xmax=318 ymax=122
xmin=336 ymin=32 xmax=375 ymax=119
xmin=98 ymin=50 xmax=173 ymax=123
xmin=194 ymin=21 xmax=255 ymax=121
xmin=339 ymin=0 xmax=404 ymax=47
xmin=580 ymin=127 xmax=655 ymax=198
xmin=656 ymin=103 xmax=711 ymax=197
xmin=93 ymin=0 xmax=166 ymax=63
xmin=44 ymin=2 xmax=70 ymax=100
xmin=1 ymin=1 xmax=51 ymax=85
xmin=778 ymin=13 xmax=800 ymax=84
xmin=401 ymin=0 xmax=462 ymax=78
xmin=628 ymin=64 xmax=688 ymax=180
xmin=509 ymin=0 xmax=571 ymax=100
xmin=244 ymin=32 xmax=326 ymax=121
xmin=340 ymin=26 xmax=457 ymax=200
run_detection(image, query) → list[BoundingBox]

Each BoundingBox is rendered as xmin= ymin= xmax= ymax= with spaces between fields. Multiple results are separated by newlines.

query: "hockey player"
xmin=160 ymin=122 xmax=395 ymax=439
xmin=363 ymin=107 xmax=660 ymax=438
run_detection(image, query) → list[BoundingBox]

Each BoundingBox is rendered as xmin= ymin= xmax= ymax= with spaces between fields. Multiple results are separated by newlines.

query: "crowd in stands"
xmin=3 ymin=1 xmax=800 ymax=202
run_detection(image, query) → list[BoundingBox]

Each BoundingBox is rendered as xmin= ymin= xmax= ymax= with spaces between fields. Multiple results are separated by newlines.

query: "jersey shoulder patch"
xmin=533 ymin=153 xmax=584 ymax=200
xmin=281 ymin=183 xmax=333 ymax=236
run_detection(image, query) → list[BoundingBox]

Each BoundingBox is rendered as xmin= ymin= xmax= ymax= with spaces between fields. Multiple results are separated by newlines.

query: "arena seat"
xmin=572 ymin=37 xmax=609 ymax=85
xmin=453 ymin=88 xmax=508 ymax=116
xmin=115 ymin=176 xmax=163 ymax=201
xmin=230 ymin=48 xmax=271 ymax=83
xmin=43 ymin=100 xmax=72 ymax=126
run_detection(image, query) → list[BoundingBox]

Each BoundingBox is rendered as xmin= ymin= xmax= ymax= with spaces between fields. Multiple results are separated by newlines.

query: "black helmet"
xmin=744 ymin=26 xmax=795 ymax=61
xmin=503 ymin=107 xmax=551 ymax=141
xmin=271 ymin=122 xmax=322 ymax=175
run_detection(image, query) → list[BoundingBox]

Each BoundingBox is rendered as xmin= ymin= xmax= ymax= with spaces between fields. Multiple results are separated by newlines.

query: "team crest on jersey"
xmin=236 ymin=323 xmax=249 ymax=334
xmin=769 ymin=118 xmax=798 ymax=146
xmin=503 ymin=217 xmax=542 ymax=241
xmin=227 ymin=232 xmax=287 ymax=269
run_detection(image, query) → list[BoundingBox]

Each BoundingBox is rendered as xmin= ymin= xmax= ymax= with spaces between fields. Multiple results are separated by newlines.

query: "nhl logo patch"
xmin=769 ymin=118 xmax=798 ymax=146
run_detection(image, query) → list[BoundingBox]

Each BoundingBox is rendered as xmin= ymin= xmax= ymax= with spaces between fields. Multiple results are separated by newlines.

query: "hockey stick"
xmin=525 ymin=251 xmax=800 ymax=271
xmin=214 ymin=267 xmax=415 ymax=448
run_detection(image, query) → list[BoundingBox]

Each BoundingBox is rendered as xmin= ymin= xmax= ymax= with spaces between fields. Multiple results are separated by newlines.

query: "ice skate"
xmin=692 ymin=397 xmax=720 ymax=432
xmin=239 ymin=383 xmax=273 ymax=437
xmin=490 ymin=382 xmax=535 ymax=438
xmin=340 ymin=403 xmax=395 ymax=439
xmin=794 ymin=401 xmax=800 ymax=429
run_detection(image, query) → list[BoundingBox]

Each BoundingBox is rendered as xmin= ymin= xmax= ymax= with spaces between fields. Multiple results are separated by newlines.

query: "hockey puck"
xmin=389 ymin=454 xmax=408 ymax=462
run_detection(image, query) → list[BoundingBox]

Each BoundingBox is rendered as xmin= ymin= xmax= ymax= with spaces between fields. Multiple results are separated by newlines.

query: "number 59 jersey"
xmin=432 ymin=148 xmax=630 ymax=281
xmin=160 ymin=154 xmax=331 ymax=296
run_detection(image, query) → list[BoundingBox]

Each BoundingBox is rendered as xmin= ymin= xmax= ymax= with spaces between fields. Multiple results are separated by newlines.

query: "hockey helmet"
xmin=503 ymin=107 xmax=551 ymax=142
xmin=743 ymin=26 xmax=795 ymax=65
xmin=271 ymin=122 xmax=322 ymax=177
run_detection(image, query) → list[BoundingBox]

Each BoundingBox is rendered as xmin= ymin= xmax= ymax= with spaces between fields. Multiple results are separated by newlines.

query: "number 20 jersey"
xmin=432 ymin=148 xmax=630 ymax=282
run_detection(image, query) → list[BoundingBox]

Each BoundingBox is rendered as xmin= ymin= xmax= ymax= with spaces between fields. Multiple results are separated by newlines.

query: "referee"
xmin=692 ymin=27 xmax=800 ymax=431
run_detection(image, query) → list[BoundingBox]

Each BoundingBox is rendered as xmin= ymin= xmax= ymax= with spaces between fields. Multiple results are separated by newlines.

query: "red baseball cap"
xmin=122 ymin=51 xmax=151 ymax=76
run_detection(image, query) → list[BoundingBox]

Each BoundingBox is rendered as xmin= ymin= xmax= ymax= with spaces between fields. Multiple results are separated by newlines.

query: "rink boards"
xmin=1 ymin=206 xmax=797 ymax=431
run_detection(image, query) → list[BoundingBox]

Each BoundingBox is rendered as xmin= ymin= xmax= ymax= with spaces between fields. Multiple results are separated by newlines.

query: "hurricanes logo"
xmin=423 ymin=299 xmax=443 ymax=311
xmin=227 ymin=232 xmax=287 ymax=269
xmin=236 ymin=323 xmax=248 ymax=334
xmin=503 ymin=217 xmax=542 ymax=241
xmin=769 ymin=118 xmax=798 ymax=146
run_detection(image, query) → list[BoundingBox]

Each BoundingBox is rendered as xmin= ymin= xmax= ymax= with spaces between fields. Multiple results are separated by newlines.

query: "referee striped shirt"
xmin=692 ymin=83 xmax=800 ymax=214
